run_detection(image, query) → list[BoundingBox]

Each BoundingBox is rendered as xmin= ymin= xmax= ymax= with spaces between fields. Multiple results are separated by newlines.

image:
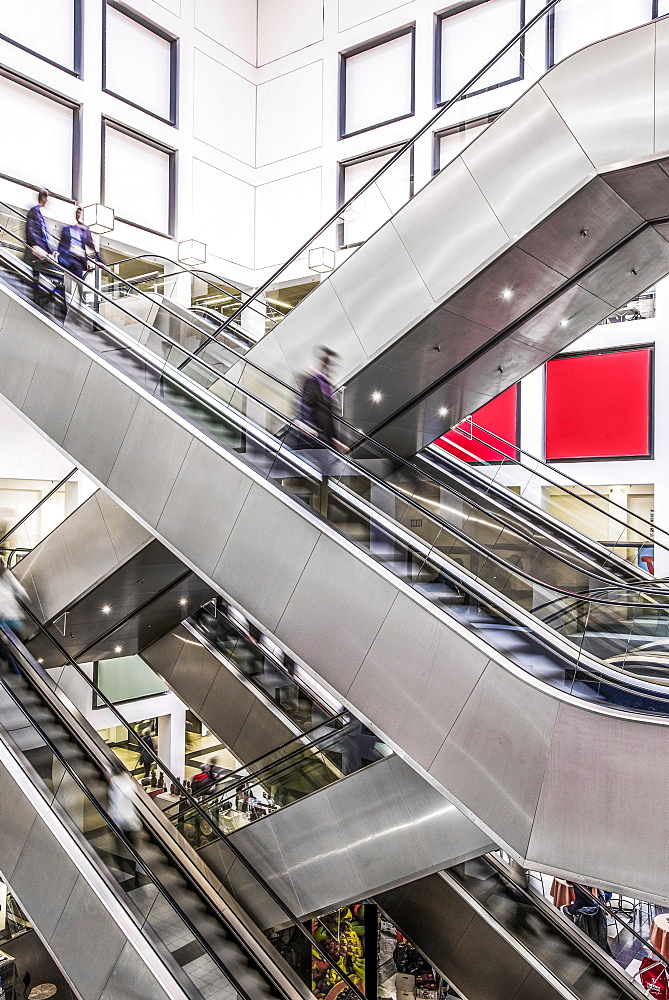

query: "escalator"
xmin=4 ymin=148 xmax=669 ymax=901
xmin=239 ymin=17 xmax=669 ymax=457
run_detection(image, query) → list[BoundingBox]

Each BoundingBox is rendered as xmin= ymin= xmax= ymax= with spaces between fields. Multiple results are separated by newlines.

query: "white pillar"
xmin=157 ymin=703 xmax=186 ymax=783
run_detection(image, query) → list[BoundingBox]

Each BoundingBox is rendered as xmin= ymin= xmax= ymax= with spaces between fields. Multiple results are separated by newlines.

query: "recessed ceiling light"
xmin=37 ymin=658 xmax=44 ymax=664
xmin=560 ymin=319 xmax=569 ymax=327
xmin=114 ymin=645 xmax=123 ymax=654
xmin=371 ymin=391 xmax=383 ymax=403
xmin=439 ymin=407 xmax=448 ymax=417
xmin=501 ymin=288 xmax=513 ymax=300
xmin=102 ymin=605 xmax=111 ymax=614
xmin=180 ymin=598 xmax=187 ymax=606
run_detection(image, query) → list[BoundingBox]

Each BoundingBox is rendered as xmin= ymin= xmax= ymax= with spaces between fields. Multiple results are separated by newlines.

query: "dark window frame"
xmin=336 ymin=142 xmax=415 ymax=249
xmin=101 ymin=118 xmax=177 ymax=237
xmin=432 ymin=110 xmax=502 ymax=174
xmin=434 ymin=0 xmax=526 ymax=107
xmin=103 ymin=0 xmax=179 ymax=127
xmin=338 ymin=25 xmax=416 ymax=140
xmin=0 ymin=65 xmax=81 ymax=201
xmin=0 ymin=0 xmax=82 ymax=77
xmin=544 ymin=344 xmax=655 ymax=463
xmin=653 ymin=1 xmax=667 ymax=20
xmin=92 ymin=662 xmax=168 ymax=710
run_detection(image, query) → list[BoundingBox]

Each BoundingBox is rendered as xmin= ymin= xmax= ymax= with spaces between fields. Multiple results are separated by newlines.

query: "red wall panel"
xmin=545 ymin=348 xmax=652 ymax=461
xmin=434 ymin=385 xmax=518 ymax=463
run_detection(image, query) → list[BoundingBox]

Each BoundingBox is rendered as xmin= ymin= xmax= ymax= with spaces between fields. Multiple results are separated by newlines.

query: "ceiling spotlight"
xmin=102 ymin=605 xmax=111 ymax=614
xmin=439 ymin=407 xmax=449 ymax=417
xmin=114 ymin=645 xmax=123 ymax=654
xmin=179 ymin=598 xmax=187 ymax=606
xmin=501 ymin=288 xmax=513 ymax=300
xmin=371 ymin=391 xmax=383 ymax=403
xmin=560 ymin=319 xmax=569 ymax=327
xmin=37 ymin=658 xmax=44 ymax=664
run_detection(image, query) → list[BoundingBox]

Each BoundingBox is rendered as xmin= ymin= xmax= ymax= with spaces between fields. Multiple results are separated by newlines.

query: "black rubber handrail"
xmin=214 ymin=0 xmax=562 ymax=337
xmin=0 ymin=467 xmax=78 ymax=547
xmin=18 ymin=604 xmax=366 ymax=1000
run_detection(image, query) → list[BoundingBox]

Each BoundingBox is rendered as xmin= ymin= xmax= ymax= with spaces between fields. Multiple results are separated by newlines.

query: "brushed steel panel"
xmin=11 ymin=814 xmax=79 ymax=939
xmin=655 ymin=16 xmax=669 ymax=155
xmin=388 ymin=756 xmax=494 ymax=866
xmin=21 ymin=333 xmax=92 ymax=446
xmin=97 ymin=489 xmax=153 ymax=563
xmin=223 ymin=856 xmax=289 ymax=931
xmin=0 ymin=286 xmax=10 ymax=328
xmin=448 ymin=336 xmax=550 ymax=396
xmin=107 ymin=397 xmax=192 ymax=529
xmin=157 ymin=437 xmax=252 ymax=578
xmin=349 ymin=595 xmax=490 ymax=771
xmin=63 ymin=365 xmax=140 ymax=483
xmin=540 ymin=23 xmax=656 ymax=169
xmin=518 ymin=177 xmax=644 ymax=278
xmin=56 ymin=494 xmax=121 ymax=596
xmin=429 ymin=661 xmax=560 ymax=856
xmin=140 ymin=627 xmax=188 ymax=682
xmin=230 ymin=698 xmax=295 ymax=763
xmin=0 ymin=766 xmax=37 ymax=879
xmin=226 ymin=820 xmax=302 ymax=914
xmin=510 ymin=284 xmax=609 ymax=350
xmin=461 ymin=84 xmax=594 ymax=240
xmin=529 ymin=702 xmax=669 ymax=900
xmin=377 ymin=874 xmax=476 ymax=965
xmin=0 ymin=297 xmax=49 ymax=408
xmin=48 ymin=874 xmax=126 ymax=997
xmin=273 ymin=280 xmax=367 ymax=388
xmin=257 ymin=786 xmax=366 ymax=916
xmin=579 ymin=226 xmax=669 ymax=307
xmin=330 ymin=223 xmax=434 ymax=358
xmin=448 ymin=914 xmax=537 ymax=1000
xmin=215 ymin=482 xmax=320 ymax=632
xmin=101 ymin=941 xmax=174 ymax=1000
xmin=165 ymin=634 xmax=220 ymax=713
xmin=16 ymin=529 xmax=80 ymax=623
xmin=276 ymin=533 xmax=398 ymax=696
xmin=323 ymin=760 xmax=433 ymax=891
xmin=603 ymin=160 xmax=669 ymax=222
xmin=198 ymin=664 xmax=258 ymax=751
xmin=391 ymin=155 xmax=509 ymax=305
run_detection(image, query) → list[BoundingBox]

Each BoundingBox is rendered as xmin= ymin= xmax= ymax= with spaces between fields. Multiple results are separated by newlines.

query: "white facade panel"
xmin=105 ymin=5 xmax=172 ymax=121
xmin=194 ymin=0 xmax=257 ymax=65
xmin=553 ymin=0 xmax=652 ymax=63
xmin=338 ymin=0 xmax=413 ymax=33
xmin=258 ymin=0 xmax=324 ymax=65
xmin=192 ymin=159 xmax=255 ymax=269
xmin=0 ymin=0 xmax=75 ymax=69
xmin=343 ymin=31 xmax=413 ymax=136
xmin=255 ymin=168 xmax=322 ymax=269
xmin=0 ymin=76 xmax=73 ymax=197
xmin=193 ymin=50 xmax=256 ymax=165
xmin=104 ymin=126 xmax=171 ymax=234
xmin=439 ymin=0 xmax=522 ymax=100
xmin=341 ymin=148 xmax=411 ymax=246
xmin=256 ymin=62 xmax=323 ymax=166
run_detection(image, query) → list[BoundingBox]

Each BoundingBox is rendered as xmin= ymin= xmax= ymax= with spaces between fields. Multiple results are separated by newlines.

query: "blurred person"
xmin=107 ymin=758 xmax=143 ymax=869
xmin=25 ymin=189 xmax=58 ymax=301
xmin=58 ymin=205 xmax=104 ymax=302
xmin=138 ymin=725 xmax=156 ymax=778
xmin=298 ymin=347 xmax=347 ymax=452
xmin=562 ymin=883 xmax=612 ymax=953
xmin=0 ymin=557 xmax=29 ymax=674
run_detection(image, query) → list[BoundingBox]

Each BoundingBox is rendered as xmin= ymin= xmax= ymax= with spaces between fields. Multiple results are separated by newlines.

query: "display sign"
xmin=434 ymin=385 xmax=519 ymax=464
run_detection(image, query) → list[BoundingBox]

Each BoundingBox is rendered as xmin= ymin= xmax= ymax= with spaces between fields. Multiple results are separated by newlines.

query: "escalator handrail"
xmin=1 ymin=208 xmax=657 ymax=604
xmin=449 ymin=416 xmax=664 ymax=546
xmin=0 ymin=466 xmax=78 ymax=547
xmin=0 ymin=629 xmax=272 ymax=1000
xmin=213 ymin=0 xmax=562 ymax=338
xmin=18 ymin=603 xmax=366 ymax=1000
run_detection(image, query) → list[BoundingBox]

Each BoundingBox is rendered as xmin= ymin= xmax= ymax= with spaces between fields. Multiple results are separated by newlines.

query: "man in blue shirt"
xmin=25 ymin=188 xmax=58 ymax=301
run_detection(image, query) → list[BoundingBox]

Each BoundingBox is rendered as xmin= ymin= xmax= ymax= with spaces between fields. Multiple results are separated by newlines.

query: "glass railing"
xmin=190 ymin=599 xmax=338 ymax=732
xmin=429 ymin=417 xmax=668 ymax=574
xmin=0 ymin=467 xmax=81 ymax=569
xmin=2 ymin=611 xmax=364 ymax=1000
xmin=165 ymin=719 xmax=391 ymax=847
xmin=5 ymin=202 xmax=669 ymax=715
xmin=208 ymin=0 xmax=561 ymax=344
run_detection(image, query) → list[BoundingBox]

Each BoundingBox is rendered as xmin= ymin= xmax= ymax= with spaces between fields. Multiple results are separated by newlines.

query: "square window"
xmin=340 ymin=28 xmax=415 ymax=138
xmin=104 ymin=2 xmax=176 ymax=123
xmin=103 ymin=122 xmax=174 ymax=235
xmin=434 ymin=113 xmax=500 ymax=173
xmin=437 ymin=0 xmax=524 ymax=105
xmin=657 ymin=0 xmax=669 ymax=15
xmin=545 ymin=349 xmax=652 ymax=461
xmin=0 ymin=0 xmax=80 ymax=73
xmin=338 ymin=146 xmax=412 ymax=247
xmin=550 ymin=0 xmax=651 ymax=65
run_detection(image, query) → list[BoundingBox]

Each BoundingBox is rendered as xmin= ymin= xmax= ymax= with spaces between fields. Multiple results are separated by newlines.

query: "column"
xmin=157 ymin=703 xmax=187 ymax=783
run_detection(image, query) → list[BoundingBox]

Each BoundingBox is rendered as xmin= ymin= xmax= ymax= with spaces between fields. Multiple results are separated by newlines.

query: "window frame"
xmin=544 ymin=344 xmax=655 ymax=463
xmin=337 ymin=142 xmax=415 ymax=249
xmin=548 ymin=1 xmax=658 ymax=68
xmin=0 ymin=0 xmax=82 ymax=77
xmin=338 ymin=25 xmax=416 ymax=140
xmin=432 ymin=110 xmax=502 ymax=175
xmin=101 ymin=118 xmax=177 ymax=237
xmin=653 ymin=0 xmax=668 ymax=18
xmin=102 ymin=0 xmax=179 ymax=127
xmin=434 ymin=0 xmax=526 ymax=107
xmin=0 ymin=66 xmax=81 ymax=201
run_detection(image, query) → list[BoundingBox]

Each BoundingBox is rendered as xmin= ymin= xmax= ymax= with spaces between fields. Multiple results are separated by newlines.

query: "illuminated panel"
xmin=435 ymin=385 xmax=518 ymax=463
xmin=545 ymin=348 xmax=652 ymax=461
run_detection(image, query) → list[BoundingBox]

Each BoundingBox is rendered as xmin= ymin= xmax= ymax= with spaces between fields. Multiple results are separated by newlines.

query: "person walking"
xmin=138 ymin=726 xmax=156 ymax=778
xmin=25 ymin=189 xmax=57 ymax=300
xmin=0 ymin=558 xmax=29 ymax=674
xmin=58 ymin=205 xmax=104 ymax=302
xmin=107 ymin=759 xmax=143 ymax=871
xmin=298 ymin=346 xmax=346 ymax=451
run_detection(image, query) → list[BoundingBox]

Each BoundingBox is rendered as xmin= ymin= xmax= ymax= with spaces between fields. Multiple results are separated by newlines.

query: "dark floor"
xmin=2 ymin=929 xmax=75 ymax=1000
